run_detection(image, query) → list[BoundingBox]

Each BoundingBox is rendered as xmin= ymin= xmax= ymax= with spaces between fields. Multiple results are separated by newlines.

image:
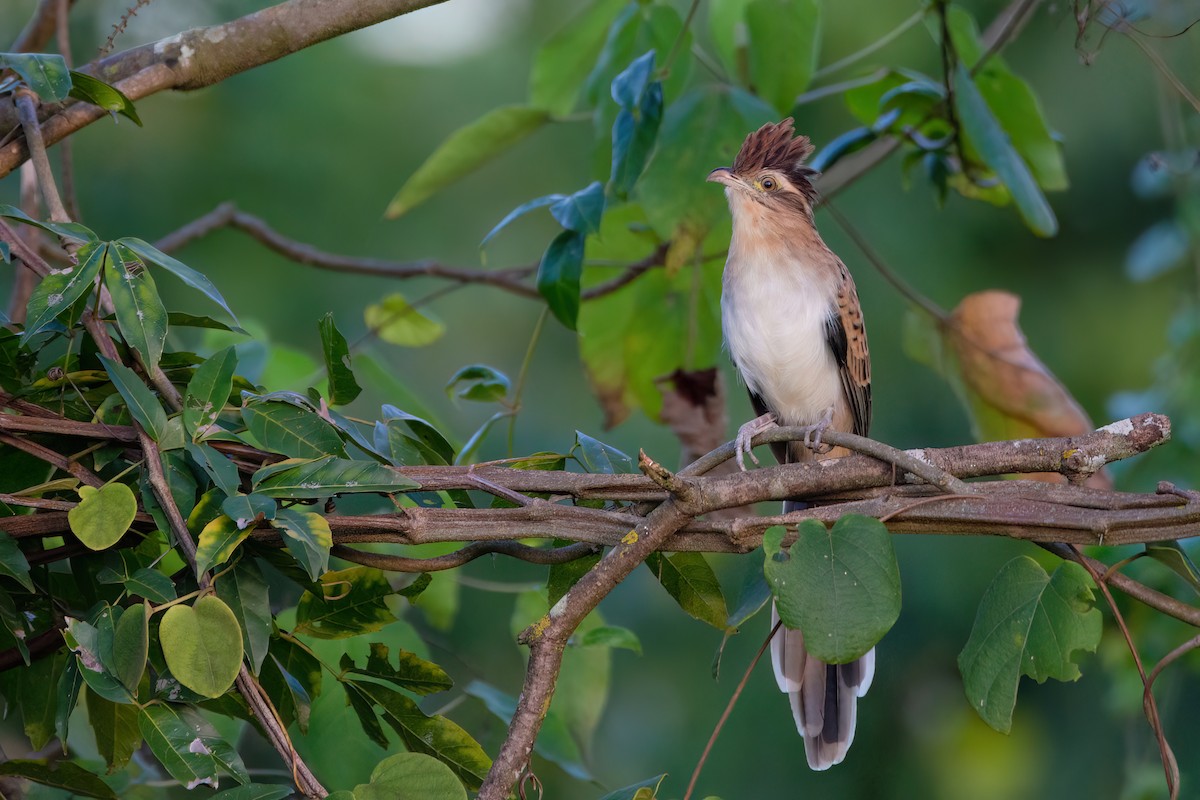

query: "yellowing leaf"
xmin=365 ymin=294 xmax=446 ymax=347
xmin=159 ymin=596 xmax=243 ymax=698
xmin=68 ymin=483 xmax=137 ymax=551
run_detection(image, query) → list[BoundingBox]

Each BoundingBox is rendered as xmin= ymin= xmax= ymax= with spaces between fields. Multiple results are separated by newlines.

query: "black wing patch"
xmin=823 ymin=310 xmax=871 ymax=438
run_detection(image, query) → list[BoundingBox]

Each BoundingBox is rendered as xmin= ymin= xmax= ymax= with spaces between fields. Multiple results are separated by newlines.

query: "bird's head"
xmin=707 ymin=118 xmax=819 ymax=222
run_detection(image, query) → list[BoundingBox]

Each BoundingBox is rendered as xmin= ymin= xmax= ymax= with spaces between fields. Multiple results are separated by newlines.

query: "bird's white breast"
xmin=720 ymin=230 xmax=841 ymax=427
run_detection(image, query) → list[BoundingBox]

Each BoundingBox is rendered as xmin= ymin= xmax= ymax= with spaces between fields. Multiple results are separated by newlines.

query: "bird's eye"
xmin=761 ymin=177 xmax=776 ymax=190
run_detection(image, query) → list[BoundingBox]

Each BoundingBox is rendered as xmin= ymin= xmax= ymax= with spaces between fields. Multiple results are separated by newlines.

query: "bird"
xmin=707 ymin=118 xmax=874 ymax=770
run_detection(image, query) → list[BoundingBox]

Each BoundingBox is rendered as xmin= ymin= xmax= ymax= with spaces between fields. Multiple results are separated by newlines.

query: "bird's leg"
xmin=735 ymin=412 xmax=777 ymax=471
xmin=800 ymin=406 xmax=835 ymax=454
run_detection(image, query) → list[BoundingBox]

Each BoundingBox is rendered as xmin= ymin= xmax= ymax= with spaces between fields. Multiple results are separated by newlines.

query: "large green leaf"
xmin=319 ymin=312 xmax=362 ymax=406
xmin=364 ymin=292 xmax=446 ymax=347
xmin=763 ymin=518 xmax=901 ymax=663
xmin=105 ymin=241 xmax=168 ymax=373
xmin=252 ymin=455 xmax=419 ymax=499
xmin=385 ymin=106 xmax=551 ymax=218
xmin=953 ymin=63 xmax=1056 ymax=236
xmin=186 ymin=442 xmax=242 ymax=496
xmin=111 ymin=601 xmax=148 ymax=692
xmin=215 ymin=558 xmax=272 ymax=675
xmin=139 ymin=704 xmax=247 ymax=789
xmin=117 ymin=237 xmax=240 ymax=325
xmin=98 ymin=356 xmax=167 ymax=441
xmin=159 ymin=595 xmax=244 ymax=698
xmin=353 ymin=752 xmax=467 ymax=800
xmin=241 ymin=398 xmax=346 ymax=459
xmin=348 ymin=680 xmax=492 ymax=789
xmin=746 ymin=0 xmax=820 ymax=114
xmin=62 ymin=615 xmax=133 ymax=705
xmin=609 ymin=53 xmax=663 ymax=199
xmin=221 ymin=492 xmax=276 ymax=531
xmin=271 ymin=507 xmax=332 ymax=580
xmin=85 ymin=689 xmax=141 ymax=771
xmin=0 ymin=529 xmax=33 ymax=590
xmin=184 ymin=346 xmax=237 ymax=439
xmin=0 ymin=203 xmax=96 ymax=242
xmin=538 ymin=230 xmax=585 ymax=329
xmin=294 ymin=566 xmax=397 ymax=639
xmin=0 ymin=52 xmax=71 ymax=100
xmin=645 ymin=552 xmax=728 ymax=630
xmin=341 ymin=641 xmax=453 ymax=695
xmin=68 ymin=483 xmax=137 ymax=551
xmin=585 ymin=3 xmax=690 ymax=107
xmin=22 ymin=239 xmax=105 ymax=339
xmin=5 ymin=652 xmax=63 ymax=749
xmin=0 ymin=760 xmax=116 ymax=799
xmin=958 ymin=557 xmax=1101 ymax=733
xmin=68 ymin=70 xmax=142 ymax=125
xmin=530 ymin=0 xmax=630 ymax=116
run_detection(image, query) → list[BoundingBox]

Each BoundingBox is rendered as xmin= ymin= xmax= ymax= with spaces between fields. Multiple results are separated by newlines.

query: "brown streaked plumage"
xmin=708 ymin=118 xmax=876 ymax=770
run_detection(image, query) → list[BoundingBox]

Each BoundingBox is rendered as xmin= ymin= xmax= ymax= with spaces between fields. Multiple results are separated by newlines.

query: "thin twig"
xmin=813 ymin=8 xmax=925 ymax=80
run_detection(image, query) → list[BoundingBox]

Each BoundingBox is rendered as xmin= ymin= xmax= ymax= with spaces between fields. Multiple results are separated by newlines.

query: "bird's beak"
xmin=707 ymin=167 xmax=737 ymax=187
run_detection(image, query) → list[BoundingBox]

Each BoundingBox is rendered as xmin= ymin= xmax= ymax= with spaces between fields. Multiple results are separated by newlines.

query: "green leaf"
xmin=242 ymin=398 xmax=347 ymax=459
xmin=85 ymin=688 xmax=141 ymax=771
xmin=466 ymin=680 xmax=592 ymax=781
xmin=253 ymin=455 xmax=419 ymax=499
xmin=341 ymin=641 xmax=453 ymax=695
xmin=194 ymin=514 xmax=251 ymax=576
xmin=538 ymin=228 xmax=585 ymax=330
xmin=577 ymin=624 xmax=642 ymax=655
xmin=585 ymin=3 xmax=689 ymax=107
xmin=184 ymin=346 xmax=238 ymax=439
xmin=139 ymin=704 xmax=247 ymax=789
xmin=953 ymin=62 xmax=1057 ymax=236
xmin=186 ymin=442 xmax=242 ymax=496
xmin=127 ymin=566 xmax=176 ymax=603
xmin=551 ymin=181 xmax=606 ymax=235
xmin=0 ymin=759 xmax=116 ymax=799
xmin=98 ymin=355 xmax=167 ymax=440
xmin=1145 ymin=541 xmax=1200 ymax=595
xmin=609 ymin=52 xmax=663 ymax=198
xmin=294 ymin=566 xmax=397 ymax=639
xmin=208 ymin=785 xmax=295 ymax=800
xmin=480 ymin=193 xmax=563 ymax=248
xmin=353 ymin=752 xmax=467 ymax=800
xmin=260 ymin=635 xmax=322 ymax=731
xmin=56 ymin=657 xmax=83 ymax=741
xmin=0 ymin=530 xmax=33 ymax=590
xmin=117 ymin=237 xmax=240 ymax=325
xmin=549 ymin=540 xmax=600 ymax=605
xmin=68 ymin=70 xmax=142 ymax=125
xmin=63 ymin=616 xmax=133 ymax=705
xmin=6 ymin=652 xmax=63 ymax=749
xmin=763 ymin=517 xmax=901 ymax=663
xmin=272 ymin=507 xmax=332 ymax=580
xmin=530 ymin=0 xmax=630 ymax=116
xmin=0 ymin=203 xmax=96 ymax=242
xmin=221 ymin=492 xmax=276 ymax=530
xmin=708 ymin=0 xmax=751 ymax=80
xmin=365 ymin=292 xmax=446 ymax=347
xmin=746 ymin=0 xmax=820 ymax=114
xmin=159 ymin=595 xmax=244 ymax=698
xmin=22 ymin=239 xmax=105 ymax=339
xmin=958 ymin=557 xmax=1102 ymax=733
xmin=598 ymin=774 xmax=668 ymax=800
xmin=0 ymin=52 xmax=71 ymax=100
xmin=385 ymin=105 xmax=551 ymax=218
xmin=445 ymin=364 xmax=511 ymax=402
xmin=168 ymin=311 xmax=238 ymax=331
xmin=105 ymin=241 xmax=168 ymax=373
xmin=646 ymin=552 xmax=728 ymax=630
xmin=349 ymin=680 xmax=492 ymax=789
xmin=68 ymin=483 xmax=137 ymax=551
xmin=318 ymin=313 xmax=362 ymax=405
xmin=574 ymin=430 xmax=635 ymax=473
xmin=725 ymin=555 xmax=771 ymax=629
xmin=111 ymin=601 xmax=148 ymax=692
xmin=381 ymin=405 xmax=456 ymax=464
xmin=215 ymin=558 xmax=272 ymax=675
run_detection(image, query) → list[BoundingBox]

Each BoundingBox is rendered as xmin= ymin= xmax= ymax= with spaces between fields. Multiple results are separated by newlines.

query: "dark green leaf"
xmin=126 ymin=567 xmax=176 ymax=603
xmin=105 ymin=241 xmax=168 ymax=373
xmin=445 ymin=364 xmax=511 ymax=402
xmin=598 ymin=774 xmax=668 ymax=800
xmin=0 ymin=759 xmax=116 ymax=799
xmin=242 ymin=397 xmax=347 ymax=459
xmin=480 ymin=193 xmax=563 ymax=248
xmin=343 ymin=678 xmax=390 ymax=748
xmin=646 ymin=552 xmax=728 ymax=630
xmin=85 ymin=688 xmax=141 ymax=771
xmin=809 ymin=127 xmax=877 ymax=173
xmin=221 ymin=492 xmax=276 ymax=530
xmin=0 ymin=52 xmax=71 ymax=100
xmin=111 ymin=601 xmax=148 ymax=692
xmin=342 ymin=641 xmax=453 ymax=695
xmin=260 ymin=635 xmax=322 ymax=731
xmin=7 ymin=652 xmax=63 ymax=749
xmin=56 ymin=657 xmax=83 ymax=740
xmin=530 ymin=0 xmax=630 ymax=116
xmin=0 ymin=530 xmax=33 ymax=590
xmin=294 ymin=566 xmax=397 ymax=639
xmin=139 ymin=704 xmax=247 ymax=789
xmin=725 ymin=554 xmax=771 ymax=628
xmin=548 ymin=543 xmax=600 ymax=605
xmin=0 ymin=203 xmax=96 ymax=242
xmin=253 ymin=455 xmax=418 ymax=499
xmin=215 ymin=558 xmax=272 ymax=675
xmin=272 ymin=507 xmax=332 ymax=580
xmin=159 ymin=595 xmax=244 ymax=698
xmin=764 ymin=518 xmax=900 ymax=663
xmin=98 ymin=355 xmax=167 ymax=440
xmin=959 ymin=557 xmax=1102 ymax=733
xmin=349 ymin=680 xmax=492 ymax=789
xmin=381 ymin=405 xmax=456 ymax=464
xmin=63 ymin=614 xmax=133 ymax=705
xmin=586 ymin=3 xmax=689 ymax=107
xmin=466 ymin=680 xmax=591 ymax=781
xmin=23 ymin=239 xmax=105 ymax=339
xmin=746 ymin=0 xmax=820 ymax=114
xmin=68 ymin=482 xmax=137 ymax=551
xmin=364 ymin=292 xmax=446 ymax=347
xmin=551 ymin=181 xmax=606 ymax=235
xmin=209 ymin=785 xmax=295 ymax=800
xmin=68 ymin=70 xmax=142 ymax=125
xmin=168 ymin=311 xmax=237 ymax=331
xmin=117 ymin=237 xmax=240 ymax=325
xmin=574 ymin=430 xmax=635 ymax=473
xmin=610 ymin=75 xmax=663 ymax=198
xmin=385 ymin=105 xmax=551 ymax=218
xmin=186 ymin=442 xmax=242 ymax=496
xmin=577 ymin=625 xmax=642 ymax=654
xmin=1146 ymin=541 xmax=1200 ymax=595
xmin=319 ymin=313 xmax=362 ymax=405
xmin=953 ymin=62 xmax=1057 ymax=236
xmin=353 ymin=752 xmax=467 ymax=800
xmin=184 ymin=346 xmax=238 ymax=439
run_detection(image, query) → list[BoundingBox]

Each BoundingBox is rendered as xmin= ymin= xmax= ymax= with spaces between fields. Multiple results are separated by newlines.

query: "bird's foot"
xmin=800 ymin=406 xmax=835 ymax=454
xmin=735 ymin=412 xmax=777 ymax=471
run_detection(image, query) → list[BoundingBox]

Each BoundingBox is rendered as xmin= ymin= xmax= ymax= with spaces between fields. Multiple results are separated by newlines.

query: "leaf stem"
xmin=662 ymin=0 xmax=702 ymax=76
xmin=507 ymin=307 xmax=548 ymax=456
xmin=812 ymin=7 xmax=925 ymax=80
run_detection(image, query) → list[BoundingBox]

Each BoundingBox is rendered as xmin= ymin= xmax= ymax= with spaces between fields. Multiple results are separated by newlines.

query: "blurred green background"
xmin=3 ymin=0 xmax=1199 ymax=798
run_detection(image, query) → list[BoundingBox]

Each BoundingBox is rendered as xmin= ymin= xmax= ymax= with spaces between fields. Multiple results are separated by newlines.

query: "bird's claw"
xmin=800 ymin=407 xmax=835 ymax=454
xmin=734 ymin=412 xmax=776 ymax=471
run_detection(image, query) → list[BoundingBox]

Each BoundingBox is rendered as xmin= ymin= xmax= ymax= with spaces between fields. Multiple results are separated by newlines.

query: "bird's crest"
xmin=732 ymin=118 xmax=818 ymax=203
